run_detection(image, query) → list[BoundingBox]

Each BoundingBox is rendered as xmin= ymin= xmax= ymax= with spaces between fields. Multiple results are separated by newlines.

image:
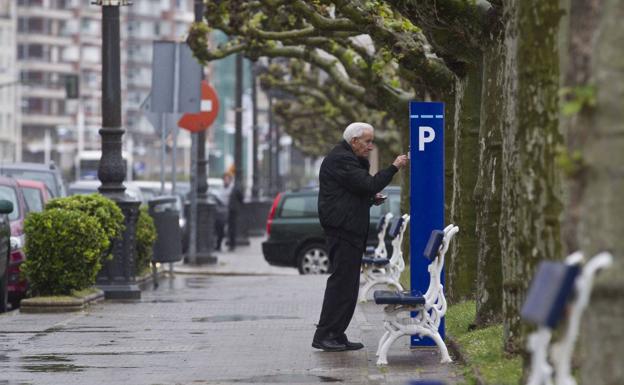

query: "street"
xmin=0 ymin=237 xmax=462 ymax=385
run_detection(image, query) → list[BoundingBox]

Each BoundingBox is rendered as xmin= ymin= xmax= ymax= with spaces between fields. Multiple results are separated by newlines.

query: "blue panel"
xmin=521 ymin=261 xmax=580 ymax=328
xmin=410 ymin=101 xmax=445 ymax=346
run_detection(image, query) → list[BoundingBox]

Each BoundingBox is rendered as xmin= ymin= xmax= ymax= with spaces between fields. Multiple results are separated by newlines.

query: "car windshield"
xmin=0 ymin=186 xmax=20 ymax=221
xmin=2 ymin=170 xmax=56 ymax=197
xmin=21 ymin=187 xmax=44 ymax=212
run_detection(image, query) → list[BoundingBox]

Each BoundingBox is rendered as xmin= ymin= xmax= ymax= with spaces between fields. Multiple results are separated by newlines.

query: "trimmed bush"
xmin=46 ymin=194 xmax=124 ymax=259
xmin=135 ymin=206 xmax=157 ymax=275
xmin=22 ymin=209 xmax=108 ymax=296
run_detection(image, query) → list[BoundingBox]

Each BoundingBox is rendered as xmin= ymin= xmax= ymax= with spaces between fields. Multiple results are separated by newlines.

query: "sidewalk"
xmin=173 ymin=236 xmax=298 ymax=276
xmin=0 ymin=236 xmax=463 ymax=385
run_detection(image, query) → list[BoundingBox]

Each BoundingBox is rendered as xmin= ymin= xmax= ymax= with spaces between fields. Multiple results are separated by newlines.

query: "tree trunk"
xmin=500 ymin=0 xmax=563 ymax=354
xmin=568 ymin=0 xmax=624 ymax=384
xmin=447 ymin=64 xmax=481 ymax=303
xmin=474 ymin=44 xmax=504 ymax=326
xmin=559 ymin=0 xmax=602 ymax=255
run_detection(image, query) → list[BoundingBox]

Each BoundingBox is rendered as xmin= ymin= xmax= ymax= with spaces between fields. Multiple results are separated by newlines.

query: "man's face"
xmin=350 ymin=129 xmax=374 ymax=158
xmin=223 ymin=175 xmax=232 ymax=186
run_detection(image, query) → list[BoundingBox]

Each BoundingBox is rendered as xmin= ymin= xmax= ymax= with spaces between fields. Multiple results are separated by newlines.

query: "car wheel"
xmin=297 ymin=243 xmax=330 ymax=275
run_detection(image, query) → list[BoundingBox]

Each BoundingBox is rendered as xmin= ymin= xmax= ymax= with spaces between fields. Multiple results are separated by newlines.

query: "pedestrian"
xmin=312 ymin=122 xmax=408 ymax=352
xmin=214 ymin=172 xmax=232 ymax=252
xmin=226 ymin=168 xmax=244 ymax=251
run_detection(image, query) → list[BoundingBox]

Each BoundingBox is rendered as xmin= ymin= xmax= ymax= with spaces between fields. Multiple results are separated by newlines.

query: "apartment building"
xmin=14 ymin=0 xmax=197 ymax=180
xmin=122 ymin=0 xmax=194 ymax=179
xmin=0 ymin=2 xmax=20 ymax=162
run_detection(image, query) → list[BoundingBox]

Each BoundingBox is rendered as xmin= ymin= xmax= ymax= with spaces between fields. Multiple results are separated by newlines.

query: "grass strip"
xmin=446 ymin=301 xmax=522 ymax=385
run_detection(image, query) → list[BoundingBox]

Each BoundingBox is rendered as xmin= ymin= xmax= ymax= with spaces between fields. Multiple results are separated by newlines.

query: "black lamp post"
xmin=93 ymin=0 xmax=141 ymax=300
xmin=189 ymin=0 xmax=216 ymax=264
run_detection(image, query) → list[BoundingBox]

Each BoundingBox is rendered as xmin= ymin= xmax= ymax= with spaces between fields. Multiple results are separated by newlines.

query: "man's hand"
xmin=393 ymin=154 xmax=409 ymax=169
xmin=373 ymin=193 xmax=387 ymax=206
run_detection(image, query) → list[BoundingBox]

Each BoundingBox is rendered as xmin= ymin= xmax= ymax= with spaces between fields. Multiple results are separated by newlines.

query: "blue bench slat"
xmin=373 ymin=290 xmax=426 ymax=306
xmin=362 ymin=257 xmax=390 ymax=265
xmin=408 ymin=381 xmax=447 ymax=385
xmin=423 ymin=230 xmax=445 ymax=260
xmin=387 ymin=217 xmax=404 ymax=239
xmin=520 ymin=261 xmax=581 ymax=328
xmin=364 ymin=246 xmax=376 ymax=258
xmin=376 ymin=216 xmax=386 ymax=233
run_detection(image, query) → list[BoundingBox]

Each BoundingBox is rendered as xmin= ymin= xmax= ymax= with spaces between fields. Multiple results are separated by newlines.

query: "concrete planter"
xmin=19 ymin=288 xmax=105 ymax=313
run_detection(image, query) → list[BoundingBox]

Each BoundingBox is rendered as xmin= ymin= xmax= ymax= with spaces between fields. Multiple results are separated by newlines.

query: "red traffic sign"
xmin=178 ymin=80 xmax=219 ymax=133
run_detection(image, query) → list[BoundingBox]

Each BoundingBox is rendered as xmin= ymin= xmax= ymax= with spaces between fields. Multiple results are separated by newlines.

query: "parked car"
xmin=68 ymin=180 xmax=144 ymax=203
xmin=0 ymin=176 xmax=30 ymax=308
xmin=262 ymin=186 xmax=401 ymax=274
xmin=0 ymin=199 xmax=13 ymax=312
xmin=16 ymin=179 xmax=50 ymax=213
xmin=0 ymin=162 xmax=66 ymax=198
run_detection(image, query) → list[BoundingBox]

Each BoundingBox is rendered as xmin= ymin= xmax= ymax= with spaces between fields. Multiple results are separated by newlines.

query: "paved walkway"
xmin=0 ymin=236 xmax=463 ymax=385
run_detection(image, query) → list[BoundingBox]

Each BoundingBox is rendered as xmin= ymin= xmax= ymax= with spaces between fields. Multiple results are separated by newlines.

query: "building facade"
xmin=0 ymin=1 xmax=20 ymax=163
xmin=15 ymin=0 xmax=196 ymax=180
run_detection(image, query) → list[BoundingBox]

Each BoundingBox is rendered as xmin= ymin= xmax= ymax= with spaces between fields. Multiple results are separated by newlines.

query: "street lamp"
xmin=93 ymin=0 xmax=141 ymax=300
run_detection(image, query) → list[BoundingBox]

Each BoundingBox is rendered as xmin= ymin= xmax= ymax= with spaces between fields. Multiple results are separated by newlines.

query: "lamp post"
xmin=93 ymin=0 xmax=141 ymax=300
xmin=189 ymin=0 xmax=216 ymax=264
xmin=233 ymin=53 xmax=250 ymax=246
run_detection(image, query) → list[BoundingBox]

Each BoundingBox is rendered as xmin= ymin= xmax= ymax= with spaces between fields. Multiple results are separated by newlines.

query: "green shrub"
xmin=135 ymin=206 xmax=157 ymax=275
xmin=46 ymin=194 xmax=124 ymax=259
xmin=22 ymin=209 xmax=108 ymax=296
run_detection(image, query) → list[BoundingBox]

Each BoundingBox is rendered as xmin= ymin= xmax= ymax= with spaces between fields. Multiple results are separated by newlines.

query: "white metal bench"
xmin=373 ymin=224 xmax=459 ymax=365
xmin=521 ymin=251 xmax=613 ymax=385
xmin=359 ymin=214 xmax=409 ymax=302
xmin=364 ymin=212 xmax=394 ymax=260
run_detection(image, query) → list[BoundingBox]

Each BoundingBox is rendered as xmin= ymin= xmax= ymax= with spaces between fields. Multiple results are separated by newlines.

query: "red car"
xmin=16 ymin=179 xmax=50 ymax=213
xmin=0 ymin=176 xmax=29 ymax=308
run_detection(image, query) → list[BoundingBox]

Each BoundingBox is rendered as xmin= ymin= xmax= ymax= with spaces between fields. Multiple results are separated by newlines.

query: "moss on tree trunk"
xmin=500 ymin=0 xmax=563 ymax=354
xmin=447 ymin=63 xmax=481 ymax=303
xmin=474 ymin=44 xmax=504 ymax=327
xmin=571 ymin=0 xmax=624 ymax=383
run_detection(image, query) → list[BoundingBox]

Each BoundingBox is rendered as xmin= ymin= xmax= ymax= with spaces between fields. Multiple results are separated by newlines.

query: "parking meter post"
xmin=195 ymin=200 xmax=217 ymax=264
xmin=246 ymin=199 xmax=272 ymax=236
xmin=187 ymin=135 xmax=198 ymax=264
xmin=160 ymin=114 xmax=166 ymax=195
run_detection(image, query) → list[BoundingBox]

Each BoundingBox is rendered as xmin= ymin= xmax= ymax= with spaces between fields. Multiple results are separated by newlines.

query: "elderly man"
xmin=312 ymin=122 xmax=408 ymax=352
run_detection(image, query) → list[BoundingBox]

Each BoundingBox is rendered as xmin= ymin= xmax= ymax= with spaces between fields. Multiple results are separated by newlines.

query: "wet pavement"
xmin=0 ymin=237 xmax=463 ymax=385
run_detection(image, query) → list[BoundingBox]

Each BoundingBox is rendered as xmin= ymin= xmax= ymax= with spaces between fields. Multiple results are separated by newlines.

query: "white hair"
xmin=343 ymin=122 xmax=374 ymax=142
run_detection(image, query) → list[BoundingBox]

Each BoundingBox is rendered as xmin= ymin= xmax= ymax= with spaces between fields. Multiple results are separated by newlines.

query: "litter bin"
xmin=148 ymin=196 xmax=183 ymax=263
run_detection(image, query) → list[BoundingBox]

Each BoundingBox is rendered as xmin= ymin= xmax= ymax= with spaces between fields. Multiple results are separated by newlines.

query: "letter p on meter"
xmin=419 ymin=126 xmax=435 ymax=151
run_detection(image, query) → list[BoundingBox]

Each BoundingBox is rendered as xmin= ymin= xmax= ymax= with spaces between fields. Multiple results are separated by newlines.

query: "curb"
xmin=19 ymin=289 xmax=105 ymax=313
xmin=446 ymin=334 xmax=487 ymax=385
xmin=173 ymin=268 xmax=290 ymax=276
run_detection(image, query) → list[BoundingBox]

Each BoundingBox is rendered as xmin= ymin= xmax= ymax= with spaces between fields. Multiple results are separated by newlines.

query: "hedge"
xmin=22 ymin=209 xmax=108 ymax=295
xmin=45 ymin=194 xmax=124 ymax=260
xmin=135 ymin=206 xmax=157 ymax=275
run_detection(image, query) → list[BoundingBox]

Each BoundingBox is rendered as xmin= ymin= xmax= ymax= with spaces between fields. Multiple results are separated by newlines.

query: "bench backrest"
xmin=423 ymin=230 xmax=445 ymax=261
xmin=520 ymin=261 xmax=581 ymax=329
xmin=376 ymin=215 xmax=387 ymax=233
xmin=387 ymin=217 xmax=404 ymax=239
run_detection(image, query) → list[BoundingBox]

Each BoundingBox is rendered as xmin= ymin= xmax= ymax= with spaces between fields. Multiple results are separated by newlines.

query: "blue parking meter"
xmin=410 ymin=101 xmax=445 ymax=346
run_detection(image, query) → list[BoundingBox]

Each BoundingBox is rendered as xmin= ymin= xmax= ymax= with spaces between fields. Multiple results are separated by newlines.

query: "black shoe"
xmin=338 ymin=334 xmax=364 ymax=351
xmin=311 ymin=337 xmax=348 ymax=352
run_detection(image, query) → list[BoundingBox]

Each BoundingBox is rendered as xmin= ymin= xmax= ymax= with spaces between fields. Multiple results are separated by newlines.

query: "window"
xmin=0 ymin=186 xmax=20 ymax=221
xmin=21 ymin=187 xmax=44 ymax=212
xmin=2 ymin=170 xmax=57 ymax=197
xmin=279 ymin=195 xmax=317 ymax=218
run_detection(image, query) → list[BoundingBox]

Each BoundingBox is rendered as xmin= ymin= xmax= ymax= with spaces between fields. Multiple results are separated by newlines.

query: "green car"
xmin=262 ymin=186 xmax=401 ymax=274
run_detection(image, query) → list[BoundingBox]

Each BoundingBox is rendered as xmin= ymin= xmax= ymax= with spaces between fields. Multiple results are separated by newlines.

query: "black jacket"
xmin=318 ymin=140 xmax=398 ymax=246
